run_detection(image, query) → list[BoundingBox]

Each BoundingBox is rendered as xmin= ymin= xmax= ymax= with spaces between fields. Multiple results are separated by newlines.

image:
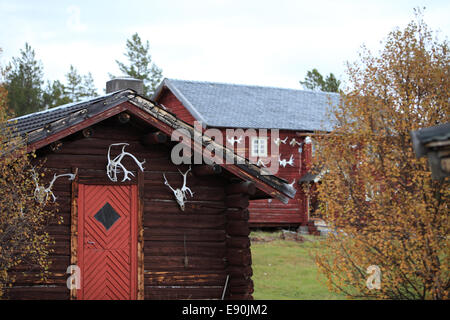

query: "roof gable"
xmin=154 ymin=78 xmax=340 ymax=131
xmin=8 ymin=90 xmax=295 ymax=203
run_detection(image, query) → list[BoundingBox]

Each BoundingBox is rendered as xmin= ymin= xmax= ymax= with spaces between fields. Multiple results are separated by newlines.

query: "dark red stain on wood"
xmin=7 ymin=119 xmax=253 ymax=300
xmin=155 ymin=90 xmax=315 ymax=228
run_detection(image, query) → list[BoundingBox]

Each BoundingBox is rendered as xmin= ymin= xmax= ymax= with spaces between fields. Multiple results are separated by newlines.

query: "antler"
xmin=32 ymin=168 xmax=77 ymax=204
xmin=107 ymin=143 xmax=145 ymax=182
xmin=289 ymin=138 xmax=303 ymax=147
xmin=287 ymin=154 xmax=294 ymax=166
xmin=287 ymin=179 xmax=296 ymax=189
xmin=274 ymin=137 xmax=288 ymax=146
xmin=163 ymin=173 xmax=176 ymax=192
xmin=163 ymin=166 xmax=194 ymax=211
xmin=31 ymin=167 xmax=40 ymax=188
xmin=227 ymin=135 xmax=243 ymax=145
xmin=45 ymin=173 xmax=77 ymax=202
xmin=257 ymin=158 xmax=269 ymax=168
xmin=278 ymin=154 xmax=295 ymax=167
xmin=179 ymin=166 xmax=194 ymax=198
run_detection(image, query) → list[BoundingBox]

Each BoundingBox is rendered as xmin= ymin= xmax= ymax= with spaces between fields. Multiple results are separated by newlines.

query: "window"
xmin=251 ymin=137 xmax=268 ymax=157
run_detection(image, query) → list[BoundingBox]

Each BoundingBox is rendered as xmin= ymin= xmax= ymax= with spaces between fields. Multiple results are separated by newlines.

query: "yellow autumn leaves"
xmin=312 ymin=12 xmax=449 ymax=299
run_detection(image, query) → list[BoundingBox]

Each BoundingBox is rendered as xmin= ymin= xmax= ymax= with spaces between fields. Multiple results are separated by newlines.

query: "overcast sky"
xmin=0 ymin=0 xmax=448 ymax=93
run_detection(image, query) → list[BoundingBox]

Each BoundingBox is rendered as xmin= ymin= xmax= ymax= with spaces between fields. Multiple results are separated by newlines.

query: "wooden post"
xmin=137 ymin=170 xmax=145 ymax=300
xmin=70 ymin=167 xmax=79 ymax=300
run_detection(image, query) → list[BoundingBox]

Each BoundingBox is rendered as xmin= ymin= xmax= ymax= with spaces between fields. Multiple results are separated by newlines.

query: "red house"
xmin=5 ymin=80 xmax=295 ymax=300
xmin=153 ymin=79 xmax=340 ymax=230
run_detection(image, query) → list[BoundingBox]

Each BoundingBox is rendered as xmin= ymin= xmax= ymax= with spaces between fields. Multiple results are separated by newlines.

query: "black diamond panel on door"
xmin=94 ymin=202 xmax=120 ymax=230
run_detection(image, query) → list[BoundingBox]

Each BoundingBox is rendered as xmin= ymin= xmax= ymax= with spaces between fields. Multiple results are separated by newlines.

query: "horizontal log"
xmin=45 ymin=154 xmax=178 ymax=171
xmin=226 ymin=293 xmax=253 ymax=300
xmin=225 ymin=194 xmax=249 ymax=209
xmin=226 ymin=221 xmax=250 ymax=237
xmin=225 ymin=181 xmax=256 ymax=196
xmin=144 ymin=214 xmax=226 ymax=229
xmin=144 ymin=185 xmax=225 ymax=202
xmin=192 ymin=164 xmax=222 ymax=176
xmin=45 ymin=225 xmax=71 ymax=236
xmin=226 ymin=265 xmax=253 ymax=278
xmin=229 ymin=277 xmax=254 ymax=287
xmin=226 ymin=248 xmax=252 ymax=266
xmin=144 ymin=286 xmax=224 ymax=300
xmin=8 ymin=272 xmax=67 ymax=286
xmin=144 ymin=171 xmax=226 ymax=187
xmin=79 ymin=123 xmax=140 ymax=141
xmin=56 ymin=137 xmax=149 ymax=154
xmin=47 ymin=243 xmax=71 ymax=256
xmin=6 ymin=286 xmax=69 ymax=300
xmin=144 ymin=244 xmax=226 ymax=258
xmin=144 ymin=200 xmax=226 ymax=215
xmin=10 ymin=256 xmax=70 ymax=272
xmin=144 ymin=228 xmax=226 ymax=242
xmin=226 ymin=236 xmax=250 ymax=249
xmin=226 ymin=208 xmax=249 ymax=221
xmin=145 ymin=271 xmax=227 ymax=286
xmin=229 ymin=281 xmax=254 ymax=294
xmin=144 ymin=256 xmax=226 ymax=271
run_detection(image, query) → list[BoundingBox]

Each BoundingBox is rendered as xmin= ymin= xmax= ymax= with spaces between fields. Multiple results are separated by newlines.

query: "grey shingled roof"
xmin=8 ymin=91 xmax=123 ymax=137
xmin=154 ymin=78 xmax=340 ymax=131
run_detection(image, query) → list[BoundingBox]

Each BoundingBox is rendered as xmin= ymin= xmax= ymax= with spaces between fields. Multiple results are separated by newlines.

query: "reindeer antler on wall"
xmin=163 ymin=166 xmax=194 ymax=211
xmin=32 ymin=167 xmax=77 ymax=204
xmin=226 ymin=135 xmax=243 ymax=145
xmin=106 ymin=143 xmax=145 ymax=182
xmin=278 ymin=154 xmax=295 ymax=168
xmin=274 ymin=137 xmax=288 ymax=146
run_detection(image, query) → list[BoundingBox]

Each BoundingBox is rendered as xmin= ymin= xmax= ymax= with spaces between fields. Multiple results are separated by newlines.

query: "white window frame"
xmin=251 ymin=137 xmax=268 ymax=157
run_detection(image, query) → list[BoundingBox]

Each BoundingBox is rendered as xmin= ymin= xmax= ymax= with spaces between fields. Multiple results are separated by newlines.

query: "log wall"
xmin=6 ymin=118 xmax=254 ymax=300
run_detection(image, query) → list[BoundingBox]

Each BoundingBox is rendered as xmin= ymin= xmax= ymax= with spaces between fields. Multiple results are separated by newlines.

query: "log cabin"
xmin=4 ymin=78 xmax=295 ymax=300
xmin=152 ymin=79 xmax=339 ymax=231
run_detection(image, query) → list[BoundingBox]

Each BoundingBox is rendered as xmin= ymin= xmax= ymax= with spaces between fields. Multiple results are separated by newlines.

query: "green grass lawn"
xmin=250 ymin=231 xmax=346 ymax=300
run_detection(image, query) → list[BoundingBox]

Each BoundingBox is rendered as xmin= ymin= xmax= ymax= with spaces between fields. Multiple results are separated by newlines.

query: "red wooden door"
xmin=78 ymin=184 xmax=138 ymax=300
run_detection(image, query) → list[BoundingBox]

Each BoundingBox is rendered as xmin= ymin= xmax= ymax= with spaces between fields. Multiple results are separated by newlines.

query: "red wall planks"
xmin=156 ymin=90 xmax=315 ymax=228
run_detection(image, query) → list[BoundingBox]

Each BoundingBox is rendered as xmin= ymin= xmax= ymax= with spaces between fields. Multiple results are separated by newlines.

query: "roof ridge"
xmin=166 ymin=78 xmax=341 ymax=97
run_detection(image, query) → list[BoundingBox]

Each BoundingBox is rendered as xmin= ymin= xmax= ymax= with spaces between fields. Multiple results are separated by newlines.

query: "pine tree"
xmin=300 ymin=69 xmax=341 ymax=93
xmin=82 ymin=72 xmax=97 ymax=98
xmin=4 ymin=43 xmax=44 ymax=116
xmin=63 ymin=65 xmax=98 ymax=103
xmin=115 ymin=33 xmax=163 ymax=96
xmin=65 ymin=65 xmax=82 ymax=102
xmin=42 ymin=80 xmax=71 ymax=109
